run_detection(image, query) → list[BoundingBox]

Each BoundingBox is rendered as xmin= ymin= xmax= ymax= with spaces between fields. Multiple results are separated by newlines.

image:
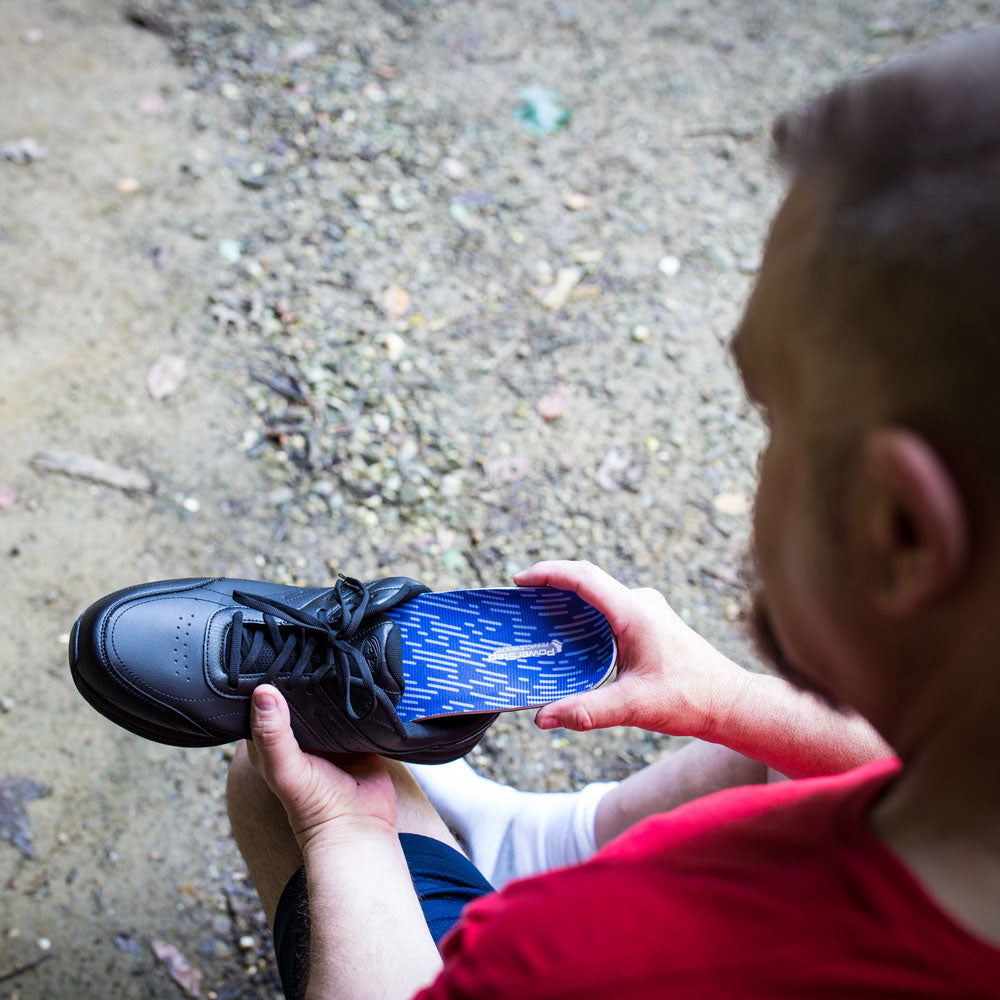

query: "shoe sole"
xmin=387 ymin=588 xmax=617 ymax=724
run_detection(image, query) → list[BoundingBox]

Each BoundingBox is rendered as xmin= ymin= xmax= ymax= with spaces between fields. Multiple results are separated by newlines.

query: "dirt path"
xmin=2 ymin=1 xmax=996 ymax=996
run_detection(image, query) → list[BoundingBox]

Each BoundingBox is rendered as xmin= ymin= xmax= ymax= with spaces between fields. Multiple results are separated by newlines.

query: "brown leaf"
xmin=150 ymin=940 xmax=202 ymax=998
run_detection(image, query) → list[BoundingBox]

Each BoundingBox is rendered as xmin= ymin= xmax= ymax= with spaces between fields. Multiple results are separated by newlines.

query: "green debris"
xmin=514 ymin=86 xmax=571 ymax=136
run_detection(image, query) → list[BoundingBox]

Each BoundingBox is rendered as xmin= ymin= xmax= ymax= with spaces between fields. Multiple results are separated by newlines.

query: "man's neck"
xmin=870 ymin=690 xmax=1000 ymax=946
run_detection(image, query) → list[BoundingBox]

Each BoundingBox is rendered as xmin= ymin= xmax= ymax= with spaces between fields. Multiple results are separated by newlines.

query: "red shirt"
xmin=416 ymin=759 xmax=1000 ymax=998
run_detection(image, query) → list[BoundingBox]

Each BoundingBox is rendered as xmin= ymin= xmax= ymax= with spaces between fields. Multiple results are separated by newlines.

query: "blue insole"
xmin=385 ymin=587 xmax=617 ymax=723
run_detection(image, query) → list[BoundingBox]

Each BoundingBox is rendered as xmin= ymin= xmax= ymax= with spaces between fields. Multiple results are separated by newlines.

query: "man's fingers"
xmin=535 ymin=684 xmax=635 ymax=732
xmin=514 ymin=561 xmax=633 ymax=632
xmin=250 ymin=685 xmax=305 ymax=795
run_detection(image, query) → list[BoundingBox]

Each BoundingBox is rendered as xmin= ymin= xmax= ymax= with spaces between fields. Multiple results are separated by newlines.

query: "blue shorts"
xmin=271 ymin=833 xmax=494 ymax=999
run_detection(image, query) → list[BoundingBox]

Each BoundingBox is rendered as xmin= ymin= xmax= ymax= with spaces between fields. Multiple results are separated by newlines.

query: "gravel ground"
xmin=2 ymin=1 xmax=998 ymax=996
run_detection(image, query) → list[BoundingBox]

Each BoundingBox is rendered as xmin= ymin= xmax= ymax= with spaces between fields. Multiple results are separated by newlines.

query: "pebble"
xmin=539 ymin=267 xmax=582 ymax=311
xmin=116 ymin=177 xmax=141 ymax=195
xmin=712 ymin=491 xmax=750 ymax=516
xmin=238 ymin=934 xmax=256 ymax=951
xmin=0 ymin=137 xmax=46 ymax=163
xmin=381 ymin=285 xmax=410 ymax=319
xmin=657 ymin=255 xmax=681 ymax=278
xmin=220 ymin=82 xmax=241 ymax=101
xmin=0 ymin=696 xmax=14 ymax=713
xmin=440 ymin=157 xmax=467 ymax=180
xmin=561 ymin=190 xmax=590 ymax=211
xmin=37 ymin=937 xmax=51 ymax=951
xmin=383 ymin=331 xmax=406 ymax=362
xmin=632 ymin=324 xmax=651 ymax=342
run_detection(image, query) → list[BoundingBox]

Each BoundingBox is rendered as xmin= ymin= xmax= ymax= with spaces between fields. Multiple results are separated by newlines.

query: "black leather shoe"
xmin=69 ymin=575 xmax=498 ymax=763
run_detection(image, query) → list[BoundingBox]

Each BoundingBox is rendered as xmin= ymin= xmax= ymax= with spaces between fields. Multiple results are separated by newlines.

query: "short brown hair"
xmin=772 ymin=31 xmax=1000 ymax=505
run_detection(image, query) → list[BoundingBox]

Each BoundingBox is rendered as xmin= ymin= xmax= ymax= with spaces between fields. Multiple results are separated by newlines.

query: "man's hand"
xmin=246 ymin=685 xmax=398 ymax=854
xmin=246 ymin=686 xmax=443 ymax=1000
xmin=515 ymin=560 xmax=748 ymax=738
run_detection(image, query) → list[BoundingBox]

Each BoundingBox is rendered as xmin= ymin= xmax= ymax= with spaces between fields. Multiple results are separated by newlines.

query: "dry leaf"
xmin=146 ymin=354 xmax=187 ymax=400
xmin=150 ymin=940 xmax=202 ymax=998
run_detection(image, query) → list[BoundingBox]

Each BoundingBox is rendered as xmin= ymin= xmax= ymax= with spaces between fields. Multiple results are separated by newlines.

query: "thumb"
xmin=534 ymin=684 xmax=634 ymax=732
xmin=250 ymin=685 xmax=306 ymax=796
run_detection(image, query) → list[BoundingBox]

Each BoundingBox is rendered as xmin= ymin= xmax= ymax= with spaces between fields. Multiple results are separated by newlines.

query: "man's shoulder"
xmin=599 ymin=756 xmax=900 ymax=864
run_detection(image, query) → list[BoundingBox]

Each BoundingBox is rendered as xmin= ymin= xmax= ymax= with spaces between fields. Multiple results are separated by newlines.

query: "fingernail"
xmin=254 ymin=690 xmax=277 ymax=713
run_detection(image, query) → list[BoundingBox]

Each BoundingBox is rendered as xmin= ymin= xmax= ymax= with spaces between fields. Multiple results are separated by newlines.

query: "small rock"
xmin=657 ymin=255 xmax=681 ymax=278
xmin=632 ymin=324 xmax=651 ymax=343
xmin=0 ymin=484 xmax=18 ymax=508
xmin=180 ymin=496 xmax=200 ymax=513
xmin=713 ymin=491 xmax=751 ymax=516
xmin=532 ymin=260 xmax=554 ymax=286
xmin=440 ymin=472 xmax=464 ymax=498
xmin=137 ymin=94 xmax=168 ymax=115
xmin=0 ymin=697 xmax=14 ymax=713
xmin=1 ymin=137 xmax=46 ymax=164
xmin=561 ymin=191 xmax=590 ymax=211
xmin=21 ymin=28 xmax=44 ymax=44
xmin=37 ymin=937 xmax=51 ymax=951
xmin=117 ymin=177 xmax=141 ymax=195
xmin=220 ymin=81 xmax=241 ymax=101
xmin=536 ymin=387 xmax=570 ymax=421
xmin=867 ymin=16 xmax=907 ymax=37
xmin=268 ymin=486 xmax=295 ymax=507
xmin=218 ymin=239 xmax=242 ymax=263
xmin=383 ymin=332 xmax=406 ymax=363
xmin=282 ymin=39 xmax=317 ymax=64
xmin=381 ymin=284 xmax=410 ymax=319
xmin=146 ymin=354 xmax=187 ymax=400
xmin=484 ymin=455 xmax=531 ymax=484
xmin=440 ymin=157 xmax=467 ymax=180
xmin=537 ymin=267 xmax=582 ymax=311
xmin=388 ymin=181 xmax=412 ymax=212
xmin=238 ymin=935 xmax=256 ymax=951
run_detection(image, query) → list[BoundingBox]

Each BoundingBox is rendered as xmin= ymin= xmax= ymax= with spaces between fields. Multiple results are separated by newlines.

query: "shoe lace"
xmin=228 ymin=575 xmax=406 ymax=737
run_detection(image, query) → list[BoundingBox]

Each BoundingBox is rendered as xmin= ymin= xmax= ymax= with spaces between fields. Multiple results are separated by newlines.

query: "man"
xmin=227 ymin=32 xmax=1000 ymax=999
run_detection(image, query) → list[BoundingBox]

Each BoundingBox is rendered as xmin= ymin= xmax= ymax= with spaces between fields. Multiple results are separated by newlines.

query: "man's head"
xmin=734 ymin=32 xmax=1000 ymax=748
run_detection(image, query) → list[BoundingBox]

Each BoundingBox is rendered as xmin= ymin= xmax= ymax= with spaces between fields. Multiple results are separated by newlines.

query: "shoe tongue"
xmin=357 ymin=616 xmax=405 ymax=705
xmin=224 ymin=613 xmax=405 ymax=704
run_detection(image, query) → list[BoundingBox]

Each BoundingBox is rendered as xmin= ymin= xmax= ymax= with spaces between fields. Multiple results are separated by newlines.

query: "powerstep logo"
xmin=486 ymin=639 xmax=563 ymax=663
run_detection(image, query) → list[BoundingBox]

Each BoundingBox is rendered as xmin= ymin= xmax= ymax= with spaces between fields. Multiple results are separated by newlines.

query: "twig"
xmin=0 ymin=953 xmax=52 ymax=984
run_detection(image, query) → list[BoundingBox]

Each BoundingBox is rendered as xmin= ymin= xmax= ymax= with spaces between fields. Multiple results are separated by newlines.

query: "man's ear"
xmin=862 ymin=429 xmax=969 ymax=616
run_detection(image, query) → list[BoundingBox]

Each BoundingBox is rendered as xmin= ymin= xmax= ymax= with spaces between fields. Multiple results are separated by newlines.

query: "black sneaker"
xmin=68 ymin=575 xmax=498 ymax=763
